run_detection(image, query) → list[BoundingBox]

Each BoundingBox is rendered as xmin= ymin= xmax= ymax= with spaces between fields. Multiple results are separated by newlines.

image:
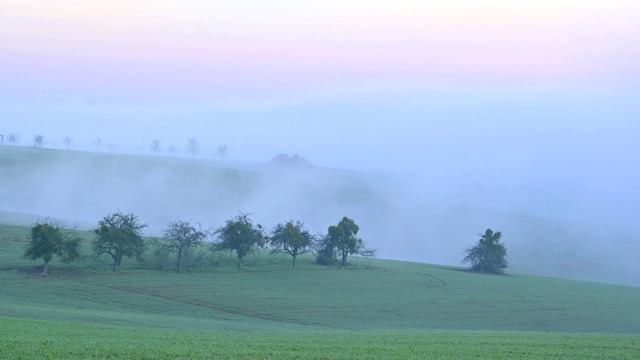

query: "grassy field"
xmin=2 ymin=318 xmax=639 ymax=360
xmin=1 ymin=222 xmax=640 ymax=358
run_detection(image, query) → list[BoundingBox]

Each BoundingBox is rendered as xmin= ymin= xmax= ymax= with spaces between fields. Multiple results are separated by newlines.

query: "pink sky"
xmin=2 ymin=1 xmax=638 ymax=101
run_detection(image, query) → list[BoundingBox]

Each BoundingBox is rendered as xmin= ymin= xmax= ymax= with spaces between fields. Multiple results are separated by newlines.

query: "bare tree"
xmin=186 ymin=137 xmax=200 ymax=158
xmin=33 ymin=135 xmax=45 ymax=148
xmin=167 ymin=145 xmax=178 ymax=156
xmin=92 ymin=138 xmax=102 ymax=148
xmin=216 ymin=145 xmax=228 ymax=161
xmin=8 ymin=133 xmax=19 ymax=146
xmin=150 ymin=139 xmax=162 ymax=156
xmin=62 ymin=136 xmax=74 ymax=150
xmin=163 ymin=220 xmax=208 ymax=273
xmin=0 ymin=134 xmax=4 ymax=145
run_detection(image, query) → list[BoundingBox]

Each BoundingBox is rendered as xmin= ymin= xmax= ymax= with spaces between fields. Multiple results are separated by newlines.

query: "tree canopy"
xmin=163 ymin=220 xmax=208 ymax=273
xmin=212 ymin=213 xmax=265 ymax=269
xmin=463 ymin=229 xmax=508 ymax=274
xmin=92 ymin=212 xmax=147 ymax=272
xmin=269 ymin=220 xmax=314 ymax=267
xmin=316 ymin=217 xmax=376 ymax=267
xmin=24 ymin=220 xmax=81 ymax=276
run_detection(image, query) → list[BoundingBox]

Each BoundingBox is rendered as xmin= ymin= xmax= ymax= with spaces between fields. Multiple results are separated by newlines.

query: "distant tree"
xmin=211 ymin=213 xmax=265 ymax=269
xmin=0 ymin=134 xmax=4 ymax=145
xmin=150 ymin=139 xmax=162 ymax=155
xmin=62 ymin=136 xmax=74 ymax=150
xmin=270 ymin=153 xmax=312 ymax=168
xmin=92 ymin=212 xmax=148 ymax=272
xmin=463 ymin=229 xmax=508 ymax=274
xmin=269 ymin=220 xmax=314 ymax=267
xmin=163 ymin=220 xmax=208 ymax=273
xmin=7 ymin=133 xmax=18 ymax=146
xmin=167 ymin=145 xmax=178 ymax=156
xmin=316 ymin=217 xmax=376 ymax=267
xmin=92 ymin=138 xmax=102 ymax=149
xmin=106 ymin=143 xmax=117 ymax=151
xmin=33 ymin=135 xmax=45 ymax=148
xmin=186 ymin=137 xmax=200 ymax=158
xmin=216 ymin=145 xmax=228 ymax=161
xmin=24 ymin=220 xmax=81 ymax=276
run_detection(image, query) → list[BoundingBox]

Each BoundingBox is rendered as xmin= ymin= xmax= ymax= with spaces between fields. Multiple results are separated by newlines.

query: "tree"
xmin=463 ymin=229 xmax=508 ymax=274
xmin=150 ymin=139 xmax=162 ymax=155
xmin=167 ymin=145 xmax=178 ymax=156
xmin=316 ymin=217 xmax=376 ymax=267
xmin=186 ymin=137 xmax=200 ymax=158
xmin=270 ymin=153 xmax=312 ymax=168
xmin=216 ymin=145 xmax=228 ymax=160
xmin=33 ymin=135 xmax=45 ymax=148
xmin=92 ymin=212 xmax=148 ymax=272
xmin=8 ymin=133 xmax=19 ymax=146
xmin=93 ymin=138 xmax=102 ymax=148
xmin=24 ymin=220 xmax=81 ymax=276
xmin=211 ymin=213 xmax=265 ymax=269
xmin=269 ymin=220 xmax=314 ymax=267
xmin=163 ymin=220 xmax=208 ymax=273
xmin=62 ymin=136 xmax=74 ymax=150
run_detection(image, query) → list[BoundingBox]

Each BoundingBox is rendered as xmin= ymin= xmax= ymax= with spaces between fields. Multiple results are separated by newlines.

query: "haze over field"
xmin=1 ymin=1 xmax=639 ymax=286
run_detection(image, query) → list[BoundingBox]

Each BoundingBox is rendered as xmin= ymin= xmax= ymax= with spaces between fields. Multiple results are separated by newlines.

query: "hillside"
xmin=2 ymin=145 xmax=639 ymax=288
xmin=1 ymin=223 xmax=639 ymax=334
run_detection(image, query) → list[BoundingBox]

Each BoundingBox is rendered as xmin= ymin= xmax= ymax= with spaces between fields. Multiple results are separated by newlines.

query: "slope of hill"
xmin=2 ymin=145 xmax=639 ymax=289
xmin=1 ymin=224 xmax=639 ymax=334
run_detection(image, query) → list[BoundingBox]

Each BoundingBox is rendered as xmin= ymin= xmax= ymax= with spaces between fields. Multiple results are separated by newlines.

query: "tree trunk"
xmin=42 ymin=261 xmax=50 ymax=276
xmin=237 ymin=255 xmax=243 ymax=270
xmin=341 ymin=252 xmax=348 ymax=267
xmin=292 ymin=254 xmax=297 ymax=268
xmin=177 ymin=249 xmax=183 ymax=274
xmin=113 ymin=257 xmax=119 ymax=272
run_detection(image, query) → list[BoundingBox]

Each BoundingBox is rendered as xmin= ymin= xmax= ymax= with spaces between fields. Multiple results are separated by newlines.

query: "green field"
xmin=1 ymin=221 xmax=639 ymax=359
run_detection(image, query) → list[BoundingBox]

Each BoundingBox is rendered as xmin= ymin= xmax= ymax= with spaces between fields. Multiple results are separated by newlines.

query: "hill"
xmin=2 ymin=145 xmax=639 ymax=288
xmin=1 ymin=223 xmax=639 ymax=334
xmin=2 ymin=219 xmax=640 ymax=358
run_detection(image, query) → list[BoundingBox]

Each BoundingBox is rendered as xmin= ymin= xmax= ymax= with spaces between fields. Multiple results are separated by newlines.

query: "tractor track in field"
xmin=93 ymin=283 xmax=344 ymax=330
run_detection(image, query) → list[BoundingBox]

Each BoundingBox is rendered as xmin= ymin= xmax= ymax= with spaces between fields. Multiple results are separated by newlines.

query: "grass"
xmin=2 ymin=222 xmax=640 ymax=358
xmin=1 ymin=318 xmax=639 ymax=359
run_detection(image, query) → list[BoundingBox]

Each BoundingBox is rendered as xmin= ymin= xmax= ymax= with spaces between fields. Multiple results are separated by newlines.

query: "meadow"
xmin=1 ymin=221 xmax=640 ymax=359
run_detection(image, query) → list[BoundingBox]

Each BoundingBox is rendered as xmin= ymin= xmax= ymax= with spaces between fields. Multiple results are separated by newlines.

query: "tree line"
xmin=24 ymin=212 xmax=378 ymax=276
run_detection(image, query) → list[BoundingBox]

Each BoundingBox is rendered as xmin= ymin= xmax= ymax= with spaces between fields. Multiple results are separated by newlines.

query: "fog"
xmin=2 ymin=92 xmax=639 ymax=287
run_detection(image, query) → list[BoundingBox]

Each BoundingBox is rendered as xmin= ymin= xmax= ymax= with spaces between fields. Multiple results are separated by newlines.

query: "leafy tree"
xmin=270 ymin=153 xmax=312 ymax=168
xmin=24 ymin=220 xmax=81 ymax=276
xmin=33 ymin=135 xmax=45 ymax=148
xmin=163 ymin=220 xmax=208 ymax=273
xmin=212 ymin=213 xmax=265 ymax=269
xmin=92 ymin=212 xmax=148 ymax=272
xmin=269 ymin=220 xmax=314 ymax=267
xmin=7 ymin=133 xmax=19 ymax=146
xmin=316 ymin=217 xmax=376 ymax=267
xmin=463 ymin=229 xmax=508 ymax=274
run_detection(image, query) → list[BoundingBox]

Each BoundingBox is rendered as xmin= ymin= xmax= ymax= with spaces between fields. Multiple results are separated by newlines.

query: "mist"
xmin=1 ymin=96 xmax=639 ymax=287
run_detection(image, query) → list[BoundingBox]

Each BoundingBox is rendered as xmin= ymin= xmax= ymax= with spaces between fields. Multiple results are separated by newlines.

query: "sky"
xmin=1 ymin=1 xmax=639 ymax=284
